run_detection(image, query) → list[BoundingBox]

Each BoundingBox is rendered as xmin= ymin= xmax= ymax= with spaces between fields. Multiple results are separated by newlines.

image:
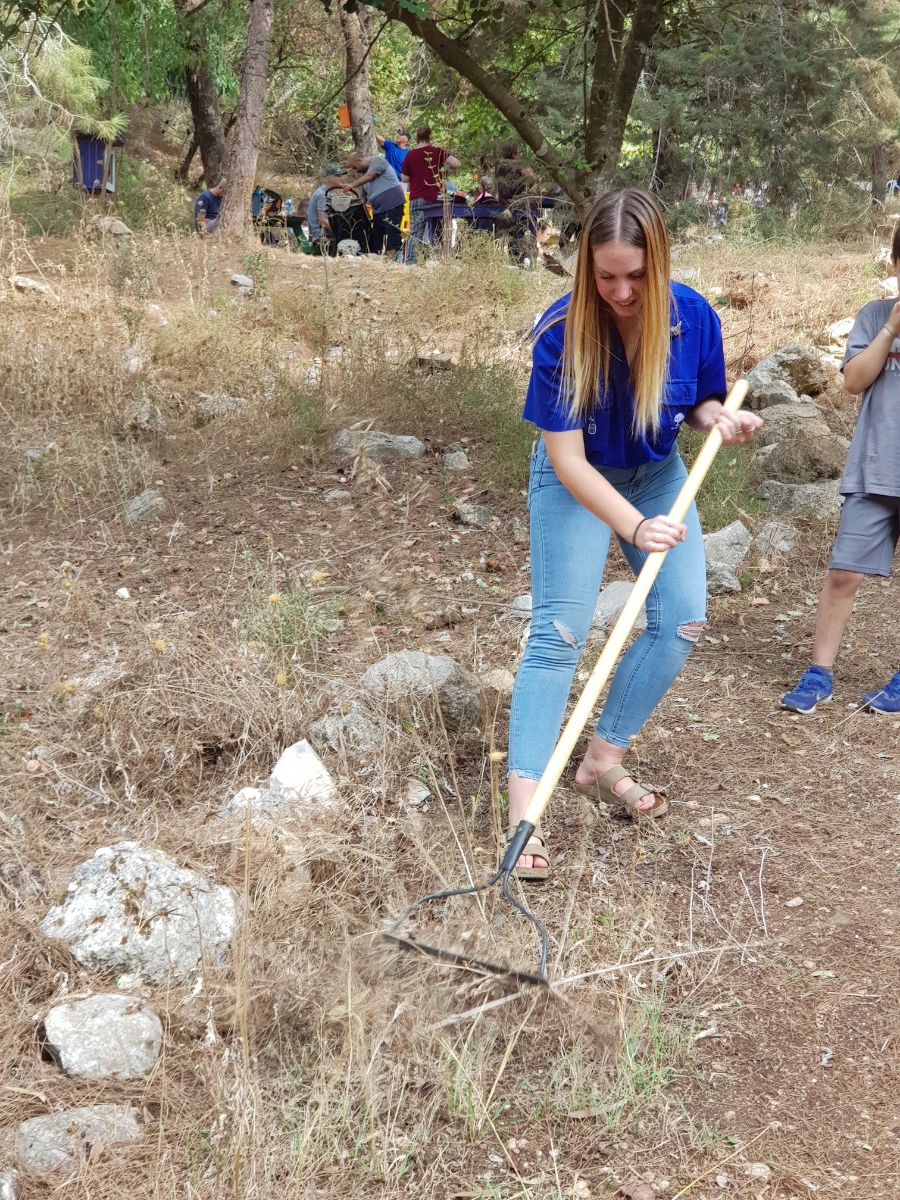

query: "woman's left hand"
xmin=710 ymin=407 xmax=763 ymax=445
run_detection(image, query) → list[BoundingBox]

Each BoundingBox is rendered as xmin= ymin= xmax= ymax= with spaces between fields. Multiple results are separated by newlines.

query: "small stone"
xmin=482 ymin=668 xmax=515 ymax=697
xmin=826 ymin=317 xmax=854 ymax=341
xmin=443 ymin=450 xmax=470 ymax=470
xmin=324 ymin=489 xmax=351 ymax=501
xmin=785 ymin=895 xmax=804 ymax=907
xmin=17 ymin=1104 xmax=147 ymax=1173
xmin=123 ymin=488 xmax=165 ymax=523
xmin=194 ymin=392 xmax=247 ymax=427
xmin=115 ymin=587 xmax=131 ymax=600
xmin=744 ymin=1162 xmax=772 ymax=1182
xmin=231 ymin=273 xmax=254 ymax=290
xmin=405 ymin=779 xmax=431 ymax=806
xmin=452 ymin=498 xmax=492 ymax=530
xmin=10 ymin=274 xmax=52 ymax=295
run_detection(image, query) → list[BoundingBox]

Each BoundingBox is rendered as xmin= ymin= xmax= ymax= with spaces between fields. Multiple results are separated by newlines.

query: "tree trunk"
xmin=338 ymin=6 xmax=377 ymax=155
xmin=215 ymin=0 xmax=275 ymax=236
xmin=872 ymin=142 xmax=886 ymax=209
xmin=177 ymin=135 xmax=199 ymax=183
xmin=185 ymin=39 xmax=228 ymax=186
xmin=382 ymin=0 xmax=662 ymax=221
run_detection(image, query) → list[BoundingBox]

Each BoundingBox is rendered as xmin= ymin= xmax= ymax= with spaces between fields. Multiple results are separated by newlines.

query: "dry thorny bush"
xmin=1 ymin=230 xmax=899 ymax=1199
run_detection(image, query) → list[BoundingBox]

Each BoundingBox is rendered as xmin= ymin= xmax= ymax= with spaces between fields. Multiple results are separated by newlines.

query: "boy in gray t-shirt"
xmin=781 ymin=227 xmax=900 ymax=715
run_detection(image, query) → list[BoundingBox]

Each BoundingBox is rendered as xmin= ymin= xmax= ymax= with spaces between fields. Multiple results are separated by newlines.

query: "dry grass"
xmin=2 ymin=224 xmax=900 ymax=1200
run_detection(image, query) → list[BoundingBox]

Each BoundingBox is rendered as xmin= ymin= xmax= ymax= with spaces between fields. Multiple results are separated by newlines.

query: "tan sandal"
xmin=504 ymin=825 xmax=550 ymax=881
xmin=578 ymin=765 xmax=668 ymax=819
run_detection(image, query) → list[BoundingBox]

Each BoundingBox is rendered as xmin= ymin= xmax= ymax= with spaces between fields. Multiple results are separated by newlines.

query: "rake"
xmin=385 ymin=379 xmax=750 ymax=986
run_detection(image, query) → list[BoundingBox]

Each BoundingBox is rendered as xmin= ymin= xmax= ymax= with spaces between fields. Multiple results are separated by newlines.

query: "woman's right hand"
xmin=633 ymin=515 xmax=687 ymax=550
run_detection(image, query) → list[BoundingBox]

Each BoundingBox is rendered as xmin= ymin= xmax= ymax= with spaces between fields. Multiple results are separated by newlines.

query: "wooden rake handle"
xmin=519 ymin=378 xmax=750 ymax=831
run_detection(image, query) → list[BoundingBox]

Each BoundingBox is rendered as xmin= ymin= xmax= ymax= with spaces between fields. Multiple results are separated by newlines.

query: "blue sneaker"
xmin=780 ymin=666 xmax=834 ymax=713
xmin=860 ymin=672 xmax=900 ymax=714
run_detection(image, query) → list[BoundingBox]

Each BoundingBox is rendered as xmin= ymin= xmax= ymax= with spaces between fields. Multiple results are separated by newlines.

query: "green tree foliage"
xmin=1 ymin=16 xmax=126 ymax=153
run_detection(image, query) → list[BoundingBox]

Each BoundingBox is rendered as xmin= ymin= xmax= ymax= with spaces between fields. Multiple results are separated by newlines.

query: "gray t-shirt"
xmin=840 ymin=298 xmax=900 ymax=496
xmin=359 ymin=156 xmax=405 ymax=214
xmin=308 ymin=185 xmax=327 ymax=238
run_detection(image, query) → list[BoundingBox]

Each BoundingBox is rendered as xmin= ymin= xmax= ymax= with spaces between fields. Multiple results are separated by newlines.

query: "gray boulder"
xmin=87 ymin=215 xmax=132 ymax=245
xmin=42 ymin=842 xmax=237 ymax=983
xmin=194 ymin=392 xmax=247 ymax=427
xmin=123 ymin=488 xmax=165 ymax=523
xmin=443 ymin=450 xmax=470 ymax=470
xmin=753 ymin=402 xmax=849 ymax=483
xmin=331 ymin=429 xmax=426 ymax=465
xmin=758 ymin=479 xmax=841 ymax=518
xmin=747 ymin=343 xmax=835 ymax=410
xmin=703 ymin=520 xmax=752 ymax=594
xmin=310 ymin=705 xmax=381 ymax=757
xmin=703 ymin=520 xmax=751 ymax=570
xmin=744 ymin=364 xmax=799 ymax=408
xmin=452 ymin=498 xmax=492 ymax=530
xmin=753 ymin=520 xmax=800 ymax=558
xmin=361 ymin=650 xmax=480 ymax=732
xmin=17 ymin=1104 xmax=146 ymax=1173
xmin=591 ymin=580 xmax=647 ymax=632
xmin=43 ymin=993 xmax=162 ymax=1080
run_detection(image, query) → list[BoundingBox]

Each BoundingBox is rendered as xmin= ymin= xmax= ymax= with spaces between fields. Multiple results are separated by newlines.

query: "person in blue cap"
xmin=376 ymin=128 xmax=410 ymax=178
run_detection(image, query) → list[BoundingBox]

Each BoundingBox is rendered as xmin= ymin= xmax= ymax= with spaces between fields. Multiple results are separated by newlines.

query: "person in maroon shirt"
xmin=401 ymin=124 xmax=460 ymax=264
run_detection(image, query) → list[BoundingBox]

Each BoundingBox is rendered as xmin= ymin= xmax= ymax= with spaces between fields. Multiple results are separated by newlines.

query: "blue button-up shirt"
xmin=523 ymin=282 xmax=727 ymax=469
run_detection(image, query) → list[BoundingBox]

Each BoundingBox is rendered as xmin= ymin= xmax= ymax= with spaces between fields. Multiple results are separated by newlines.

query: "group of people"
xmin=193 ymin=128 xmax=556 ymax=263
xmin=502 ymin=186 xmax=900 ymax=879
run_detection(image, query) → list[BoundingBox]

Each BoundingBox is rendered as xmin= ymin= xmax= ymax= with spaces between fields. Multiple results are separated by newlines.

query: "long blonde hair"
xmin=556 ymin=188 xmax=672 ymax=436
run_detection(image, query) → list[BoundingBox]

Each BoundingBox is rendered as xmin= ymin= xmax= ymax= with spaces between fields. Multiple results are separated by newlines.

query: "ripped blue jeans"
xmin=508 ymin=440 xmax=707 ymax=779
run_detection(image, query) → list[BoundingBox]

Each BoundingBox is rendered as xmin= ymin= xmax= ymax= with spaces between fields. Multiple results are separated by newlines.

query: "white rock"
xmin=405 ymin=779 xmax=431 ymax=806
xmin=44 ymin=993 xmax=162 ymax=1079
xmin=270 ymin=740 xmax=338 ymax=803
xmin=481 ymin=668 xmax=515 ymax=697
xmin=115 ymin=587 xmax=131 ymax=600
xmin=826 ymin=317 xmax=854 ymax=341
xmin=0 ymin=1168 xmax=20 ymax=1200
xmin=231 ymin=273 xmax=254 ymax=290
xmin=10 ymin=274 xmax=52 ymax=295
xmin=785 ymin=896 xmax=804 ymax=907
xmin=874 ymin=247 xmax=893 ymax=265
xmin=123 ymin=347 xmax=145 ymax=375
xmin=41 ymin=842 xmax=236 ymax=983
xmin=878 ymin=277 xmax=898 ymax=297
xmin=17 ymin=1104 xmax=146 ymax=1173
xmin=509 ymin=594 xmax=533 ymax=618
xmin=744 ymin=1162 xmax=773 ymax=1181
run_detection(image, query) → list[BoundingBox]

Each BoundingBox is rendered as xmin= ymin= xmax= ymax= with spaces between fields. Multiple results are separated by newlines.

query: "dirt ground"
xmin=1 ymin=232 xmax=899 ymax=1200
